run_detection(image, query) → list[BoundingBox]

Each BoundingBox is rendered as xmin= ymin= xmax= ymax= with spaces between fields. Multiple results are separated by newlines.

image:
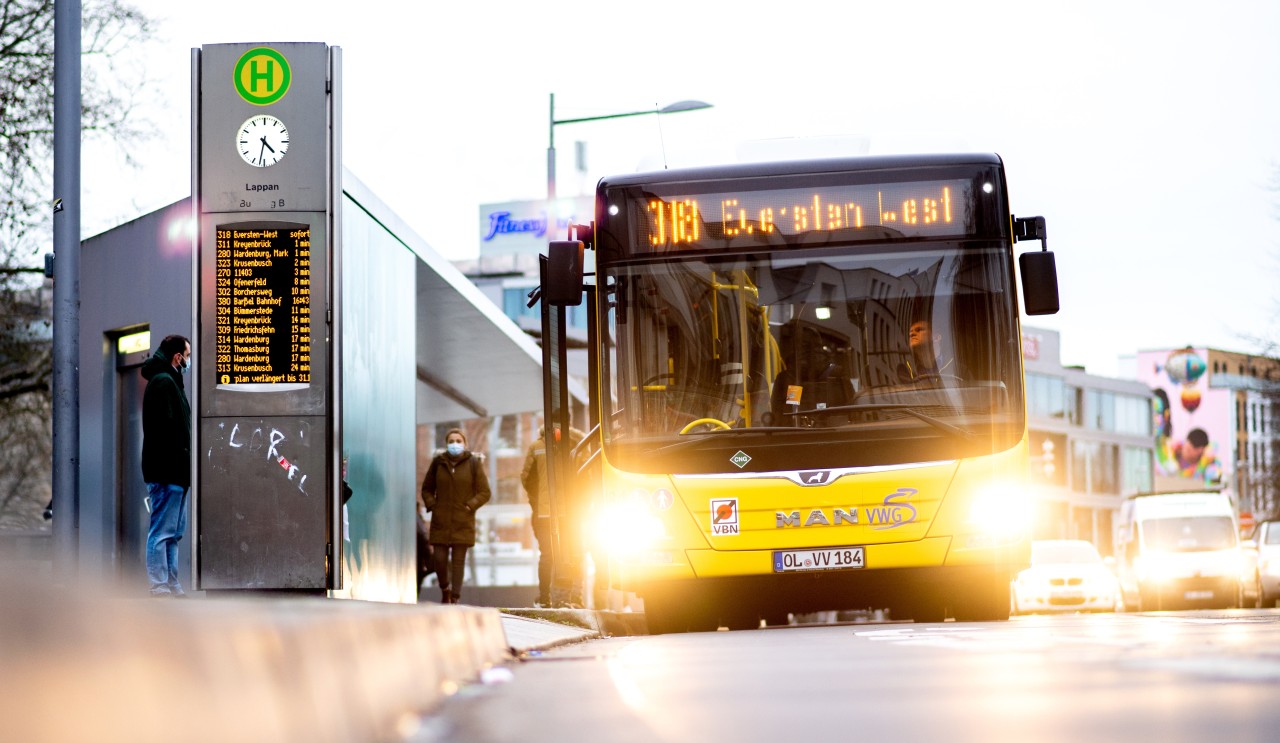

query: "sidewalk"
xmin=0 ymin=569 xmax=640 ymax=743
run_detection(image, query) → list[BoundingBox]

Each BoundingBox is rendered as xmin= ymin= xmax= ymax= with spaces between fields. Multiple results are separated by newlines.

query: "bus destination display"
xmin=622 ymin=178 xmax=973 ymax=253
xmin=214 ymin=223 xmax=311 ymax=385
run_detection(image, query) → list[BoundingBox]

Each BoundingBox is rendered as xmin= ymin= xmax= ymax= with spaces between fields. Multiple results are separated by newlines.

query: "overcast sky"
xmin=81 ymin=0 xmax=1280 ymax=377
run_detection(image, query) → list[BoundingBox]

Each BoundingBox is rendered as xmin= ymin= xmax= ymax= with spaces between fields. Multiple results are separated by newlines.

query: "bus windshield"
xmin=602 ymin=242 xmax=1024 ymax=474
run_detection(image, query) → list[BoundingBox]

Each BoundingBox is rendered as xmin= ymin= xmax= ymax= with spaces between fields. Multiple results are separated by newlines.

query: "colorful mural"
xmin=1138 ymin=347 xmax=1229 ymax=488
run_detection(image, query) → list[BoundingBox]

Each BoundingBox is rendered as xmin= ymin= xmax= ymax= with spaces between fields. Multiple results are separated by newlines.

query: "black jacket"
xmin=140 ymin=351 xmax=192 ymax=487
xmin=421 ymin=451 xmax=491 ymax=545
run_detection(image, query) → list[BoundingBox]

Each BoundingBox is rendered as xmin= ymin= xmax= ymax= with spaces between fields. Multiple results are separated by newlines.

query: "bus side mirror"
xmin=544 ymin=240 xmax=584 ymax=306
xmin=1019 ymin=250 xmax=1059 ymax=316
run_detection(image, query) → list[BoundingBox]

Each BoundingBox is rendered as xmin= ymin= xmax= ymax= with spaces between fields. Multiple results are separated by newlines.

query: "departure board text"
xmin=214 ymin=223 xmax=312 ymax=385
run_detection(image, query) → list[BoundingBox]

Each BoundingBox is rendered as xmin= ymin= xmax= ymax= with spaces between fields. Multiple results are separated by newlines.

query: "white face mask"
xmin=446 ymin=442 xmax=464 ymax=457
xmin=180 ymin=356 xmax=191 ymax=374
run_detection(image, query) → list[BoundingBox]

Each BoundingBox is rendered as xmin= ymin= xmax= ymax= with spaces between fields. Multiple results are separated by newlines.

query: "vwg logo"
xmin=867 ymin=488 xmax=919 ymax=530
xmin=710 ymin=498 xmax=739 ymax=535
xmin=234 ymin=47 xmax=292 ymax=106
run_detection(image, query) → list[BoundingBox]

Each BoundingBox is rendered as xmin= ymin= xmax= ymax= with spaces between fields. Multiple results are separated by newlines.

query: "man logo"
xmin=800 ymin=470 xmax=831 ymax=485
xmin=776 ymin=508 xmax=859 ymax=528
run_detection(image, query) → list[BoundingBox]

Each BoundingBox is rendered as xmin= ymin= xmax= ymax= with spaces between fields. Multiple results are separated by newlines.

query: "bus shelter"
xmin=74 ymin=169 xmax=546 ymax=602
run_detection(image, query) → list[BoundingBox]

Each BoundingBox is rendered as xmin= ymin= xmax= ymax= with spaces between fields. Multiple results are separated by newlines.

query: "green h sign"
xmin=234 ymin=47 xmax=292 ymax=105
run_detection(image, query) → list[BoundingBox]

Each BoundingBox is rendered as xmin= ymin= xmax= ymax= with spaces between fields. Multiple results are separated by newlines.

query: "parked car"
xmin=1011 ymin=539 xmax=1123 ymax=615
xmin=1252 ymin=520 xmax=1280 ymax=609
xmin=1115 ymin=491 xmax=1245 ymax=611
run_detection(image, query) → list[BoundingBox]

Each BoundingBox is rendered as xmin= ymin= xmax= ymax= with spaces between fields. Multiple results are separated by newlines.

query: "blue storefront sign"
xmin=478 ymin=197 xmax=594 ymax=256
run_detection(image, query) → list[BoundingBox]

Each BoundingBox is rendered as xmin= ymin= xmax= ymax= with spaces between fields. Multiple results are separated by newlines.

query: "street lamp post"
xmin=546 ymin=93 xmax=712 ymax=200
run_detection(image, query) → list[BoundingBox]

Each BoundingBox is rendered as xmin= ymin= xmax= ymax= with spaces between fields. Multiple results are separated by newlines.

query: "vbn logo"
xmin=710 ymin=498 xmax=739 ymax=535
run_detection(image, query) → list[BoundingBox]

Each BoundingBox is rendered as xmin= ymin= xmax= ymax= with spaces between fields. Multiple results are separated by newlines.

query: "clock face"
xmin=236 ymin=114 xmax=290 ymax=167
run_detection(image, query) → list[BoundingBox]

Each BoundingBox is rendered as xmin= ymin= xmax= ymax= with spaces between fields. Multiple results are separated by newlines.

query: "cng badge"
xmin=710 ymin=498 xmax=739 ymax=535
xmin=730 ymin=450 xmax=751 ymax=468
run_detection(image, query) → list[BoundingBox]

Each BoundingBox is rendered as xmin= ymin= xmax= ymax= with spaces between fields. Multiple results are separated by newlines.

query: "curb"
xmin=0 ymin=573 xmax=510 ymax=743
xmin=500 ymin=607 xmax=648 ymax=647
xmin=499 ymin=608 xmax=649 ymax=658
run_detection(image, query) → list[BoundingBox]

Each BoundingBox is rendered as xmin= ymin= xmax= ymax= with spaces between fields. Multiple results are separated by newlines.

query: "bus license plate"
xmin=773 ymin=546 xmax=865 ymax=573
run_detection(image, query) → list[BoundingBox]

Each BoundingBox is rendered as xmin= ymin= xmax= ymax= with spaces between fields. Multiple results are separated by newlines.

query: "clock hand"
xmin=260 ymin=135 xmax=276 ymax=154
xmin=258 ymin=139 xmax=267 ymax=164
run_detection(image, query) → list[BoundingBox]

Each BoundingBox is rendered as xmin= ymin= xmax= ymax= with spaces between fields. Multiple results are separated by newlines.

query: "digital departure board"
xmin=609 ymin=177 xmax=978 ymax=255
xmin=214 ymin=221 xmax=312 ymax=385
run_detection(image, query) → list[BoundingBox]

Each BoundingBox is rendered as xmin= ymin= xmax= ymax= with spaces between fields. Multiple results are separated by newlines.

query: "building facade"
xmin=1135 ymin=346 xmax=1280 ymax=525
xmin=1023 ymin=328 xmax=1155 ymax=555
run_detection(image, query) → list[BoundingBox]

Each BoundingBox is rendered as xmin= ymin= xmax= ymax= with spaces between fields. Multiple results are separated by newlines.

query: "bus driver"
xmin=899 ymin=318 xmax=956 ymax=381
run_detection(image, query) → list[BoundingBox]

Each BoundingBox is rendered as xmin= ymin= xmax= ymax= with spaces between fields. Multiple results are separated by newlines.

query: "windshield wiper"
xmin=787 ymin=403 xmax=978 ymax=442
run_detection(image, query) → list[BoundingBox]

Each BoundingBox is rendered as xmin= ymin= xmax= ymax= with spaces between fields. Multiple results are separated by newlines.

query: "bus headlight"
xmin=966 ymin=483 xmax=1031 ymax=540
xmin=594 ymin=501 xmax=669 ymax=556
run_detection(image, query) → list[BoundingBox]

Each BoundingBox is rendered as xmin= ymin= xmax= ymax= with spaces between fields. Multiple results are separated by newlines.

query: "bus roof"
xmin=597 ymin=152 xmax=1006 ymax=190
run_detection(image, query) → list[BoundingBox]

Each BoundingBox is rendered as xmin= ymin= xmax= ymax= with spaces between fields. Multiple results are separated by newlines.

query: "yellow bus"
xmin=544 ymin=153 xmax=1059 ymax=631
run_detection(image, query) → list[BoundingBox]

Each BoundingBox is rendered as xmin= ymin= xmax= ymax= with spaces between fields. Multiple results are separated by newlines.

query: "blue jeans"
xmin=146 ymin=482 xmax=189 ymax=595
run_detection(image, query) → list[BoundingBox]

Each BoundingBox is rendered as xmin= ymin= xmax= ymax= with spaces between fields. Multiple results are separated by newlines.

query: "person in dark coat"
xmin=140 ymin=334 xmax=192 ymax=597
xmin=521 ymin=425 xmax=585 ymax=607
xmin=421 ymin=428 xmax=491 ymax=604
xmin=521 ymin=428 xmax=554 ymax=607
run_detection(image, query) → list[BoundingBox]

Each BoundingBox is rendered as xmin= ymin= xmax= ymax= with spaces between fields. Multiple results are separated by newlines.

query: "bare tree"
xmin=0 ymin=0 xmax=155 ymax=527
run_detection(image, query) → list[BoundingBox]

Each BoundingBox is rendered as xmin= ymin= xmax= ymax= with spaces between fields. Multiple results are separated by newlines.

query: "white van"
xmin=1115 ymin=491 xmax=1244 ymax=611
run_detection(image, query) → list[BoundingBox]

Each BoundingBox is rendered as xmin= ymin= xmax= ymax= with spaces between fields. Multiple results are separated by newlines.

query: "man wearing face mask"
xmin=140 ymin=334 xmax=192 ymax=597
xmin=421 ymin=428 xmax=491 ymax=604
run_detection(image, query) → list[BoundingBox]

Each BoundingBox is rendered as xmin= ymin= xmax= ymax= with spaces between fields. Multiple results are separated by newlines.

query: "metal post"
xmin=547 ymin=92 xmax=556 ymax=200
xmin=52 ymin=0 xmax=82 ymax=582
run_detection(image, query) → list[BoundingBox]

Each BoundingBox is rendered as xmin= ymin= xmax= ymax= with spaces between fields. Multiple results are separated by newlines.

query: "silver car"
xmin=1252 ymin=520 xmax=1280 ymax=609
xmin=1012 ymin=539 xmax=1123 ymax=615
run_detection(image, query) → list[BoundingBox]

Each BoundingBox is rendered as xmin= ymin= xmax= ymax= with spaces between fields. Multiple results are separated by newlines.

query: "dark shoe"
xmin=440 ymin=588 xmax=452 ymax=604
